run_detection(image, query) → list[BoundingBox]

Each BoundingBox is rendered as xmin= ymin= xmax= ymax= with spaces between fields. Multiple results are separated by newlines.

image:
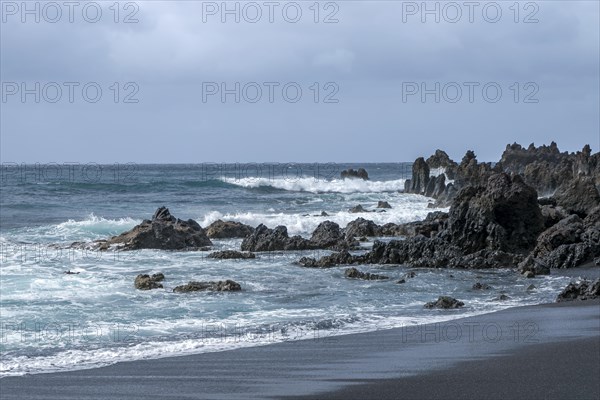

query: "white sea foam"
xmin=221 ymin=177 xmax=406 ymax=194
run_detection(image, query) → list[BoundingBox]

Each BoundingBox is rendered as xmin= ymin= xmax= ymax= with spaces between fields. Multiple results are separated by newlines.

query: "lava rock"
xmin=173 ymin=280 xmax=242 ymax=293
xmin=208 ymin=250 xmax=256 ymax=259
xmin=205 ymin=220 xmax=254 ymax=239
xmin=349 ymin=205 xmax=368 ymax=213
xmin=99 ymin=207 xmax=212 ymax=251
xmin=344 ymin=267 xmax=388 ymax=280
xmin=472 ymin=282 xmax=492 ymax=290
xmin=341 ymin=168 xmax=369 ymax=180
xmin=377 ymin=201 xmax=392 ymax=209
xmin=134 ymin=273 xmax=165 ymax=290
xmin=556 ymin=278 xmax=600 ymax=302
xmin=424 ymin=296 xmax=464 ymax=309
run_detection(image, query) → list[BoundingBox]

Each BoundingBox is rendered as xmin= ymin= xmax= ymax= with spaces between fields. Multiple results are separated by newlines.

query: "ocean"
xmin=0 ymin=163 xmax=573 ymax=377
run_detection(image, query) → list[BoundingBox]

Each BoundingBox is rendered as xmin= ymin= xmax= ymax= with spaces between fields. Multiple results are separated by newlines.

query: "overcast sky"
xmin=1 ymin=0 xmax=598 ymax=163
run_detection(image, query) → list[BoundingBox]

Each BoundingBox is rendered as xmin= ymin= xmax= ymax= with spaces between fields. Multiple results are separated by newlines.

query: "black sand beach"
xmin=2 ymin=299 xmax=599 ymax=400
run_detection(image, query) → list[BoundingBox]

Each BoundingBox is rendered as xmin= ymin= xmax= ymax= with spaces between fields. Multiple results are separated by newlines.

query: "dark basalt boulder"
xmin=134 ymin=273 xmax=165 ymax=290
xmin=426 ymin=149 xmax=458 ymax=179
xmin=344 ymin=267 xmax=388 ymax=280
xmin=341 ymin=168 xmax=369 ymax=180
xmin=519 ymin=207 xmax=600 ymax=271
xmin=310 ymin=221 xmax=358 ymax=250
xmin=424 ymin=296 xmax=464 ymax=309
xmin=99 ymin=207 xmax=212 ymax=251
xmin=556 ymin=278 xmax=600 ymax=302
xmin=446 ymin=173 xmax=544 ymax=254
xmin=241 ymin=224 xmax=311 ymax=252
xmin=298 ymin=251 xmax=356 ymax=268
xmin=377 ymin=201 xmax=392 ymax=209
xmin=349 ymin=205 xmax=368 ymax=213
xmin=208 ymin=250 xmax=256 ymax=259
xmin=345 ymin=218 xmax=381 ymax=238
xmin=552 ymin=177 xmax=600 ymax=217
xmin=205 ymin=220 xmax=254 ymax=239
xmin=173 ymin=280 xmax=242 ymax=293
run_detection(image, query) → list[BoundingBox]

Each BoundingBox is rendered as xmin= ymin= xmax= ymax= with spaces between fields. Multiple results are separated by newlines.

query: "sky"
xmin=1 ymin=0 xmax=599 ymax=163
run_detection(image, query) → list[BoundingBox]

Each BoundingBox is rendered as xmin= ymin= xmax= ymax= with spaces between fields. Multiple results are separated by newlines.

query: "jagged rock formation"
xmin=205 ymin=220 xmax=254 ymax=239
xmin=95 ymin=207 xmax=212 ymax=251
xmin=340 ymin=168 xmax=369 ymax=180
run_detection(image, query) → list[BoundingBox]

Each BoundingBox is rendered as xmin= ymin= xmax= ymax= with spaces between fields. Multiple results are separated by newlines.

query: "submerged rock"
xmin=349 ymin=205 xmax=368 ymax=213
xmin=472 ymin=282 xmax=492 ymax=290
xmin=99 ymin=207 xmax=212 ymax=251
xmin=377 ymin=201 xmax=392 ymax=209
xmin=344 ymin=267 xmax=388 ymax=280
xmin=424 ymin=296 xmax=464 ymax=309
xmin=208 ymin=250 xmax=255 ymax=259
xmin=134 ymin=273 xmax=165 ymax=290
xmin=556 ymin=278 xmax=600 ymax=302
xmin=173 ymin=280 xmax=242 ymax=293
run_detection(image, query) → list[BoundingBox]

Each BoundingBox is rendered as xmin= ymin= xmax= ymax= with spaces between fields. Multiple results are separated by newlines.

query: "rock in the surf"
xmin=134 ymin=273 xmax=165 ymax=290
xmin=99 ymin=207 xmax=212 ymax=251
xmin=205 ymin=220 xmax=254 ymax=239
xmin=173 ymin=280 xmax=242 ymax=293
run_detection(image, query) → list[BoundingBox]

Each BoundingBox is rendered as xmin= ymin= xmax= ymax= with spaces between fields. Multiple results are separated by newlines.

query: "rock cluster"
xmin=556 ymin=279 xmax=600 ymax=302
xmin=205 ymin=220 xmax=254 ymax=238
xmin=424 ymin=296 xmax=464 ymax=309
xmin=344 ymin=267 xmax=388 ymax=280
xmin=241 ymin=222 xmax=358 ymax=252
xmin=97 ymin=207 xmax=212 ymax=251
xmin=134 ymin=273 xmax=165 ymax=290
xmin=340 ymin=168 xmax=369 ymax=180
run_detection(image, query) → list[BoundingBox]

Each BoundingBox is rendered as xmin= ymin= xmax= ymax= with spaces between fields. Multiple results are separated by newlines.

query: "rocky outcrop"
xmin=208 ymin=250 xmax=256 ymax=259
xmin=445 ymin=174 xmax=544 ymax=254
xmin=556 ymin=278 xmax=600 ymax=302
xmin=426 ymin=149 xmax=458 ymax=179
xmin=298 ymin=251 xmax=356 ymax=268
xmin=404 ymin=157 xmax=430 ymax=195
xmin=97 ymin=207 xmax=212 ymax=251
xmin=344 ymin=218 xmax=381 ymax=238
xmin=241 ymin=224 xmax=311 ymax=252
xmin=205 ymin=220 xmax=254 ymax=239
xmin=424 ymin=296 xmax=464 ymax=309
xmin=344 ymin=267 xmax=388 ymax=280
xmin=519 ymin=207 xmax=600 ymax=271
xmin=134 ymin=273 xmax=165 ymax=290
xmin=241 ymin=222 xmax=358 ymax=252
xmin=553 ymin=177 xmax=600 ymax=217
xmin=341 ymin=168 xmax=369 ymax=180
xmin=173 ymin=280 xmax=242 ymax=293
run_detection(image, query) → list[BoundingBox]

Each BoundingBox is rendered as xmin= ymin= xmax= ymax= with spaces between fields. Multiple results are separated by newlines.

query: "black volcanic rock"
xmin=344 ymin=267 xmax=388 ymax=280
xmin=424 ymin=296 xmax=464 ymax=309
xmin=556 ymin=278 xmax=600 ymax=302
xmin=519 ymin=206 xmax=600 ymax=271
xmin=134 ymin=273 xmax=165 ymax=290
xmin=208 ymin=250 xmax=256 ymax=259
xmin=553 ymin=177 xmax=600 ymax=217
xmin=205 ymin=220 xmax=254 ymax=239
xmin=377 ymin=201 xmax=392 ymax=209
xmin=409 ymin=157 xmax=430 ymax=195
xmin=349 ymin=204 xmax=368 ymax=213
xmin=446 ymin=173 xmax=544 ymax=254
xmin=241 ymin=224 xmax=312 ymax=252
xmin=341 ymin=168 xmax=369 ymax=180
xmin=173 ymin=280 xmax=242 ymax=293
xmin=98 ymin=207 xmax=212 ymax=251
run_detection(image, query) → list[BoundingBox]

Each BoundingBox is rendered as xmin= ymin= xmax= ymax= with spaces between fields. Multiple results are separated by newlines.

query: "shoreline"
xmin=1 ymin=299 xmax=598 ymax=399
